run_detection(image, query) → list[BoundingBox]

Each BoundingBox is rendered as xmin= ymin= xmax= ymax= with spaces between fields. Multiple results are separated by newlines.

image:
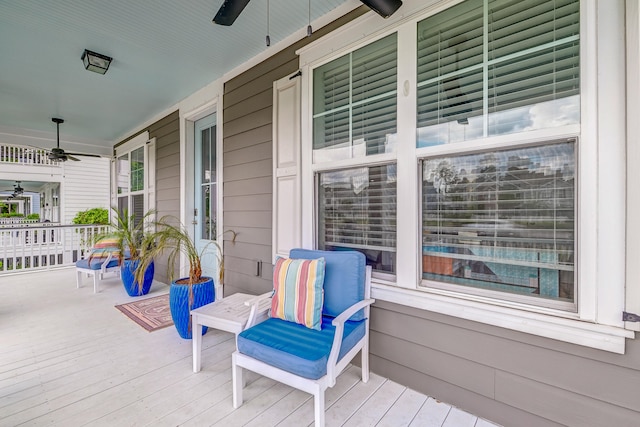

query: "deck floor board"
xmin=0 ymin=268 xmax=500 ymax=426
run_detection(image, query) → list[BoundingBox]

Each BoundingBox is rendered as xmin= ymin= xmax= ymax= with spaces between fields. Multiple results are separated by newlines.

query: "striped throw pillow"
xmin=270 ymin=257 xmax=326 ymax=330
xmin=94 ymin=237 xmax=120 ymax=249
xmin=88 ymin=247 xmax=121 ymax=262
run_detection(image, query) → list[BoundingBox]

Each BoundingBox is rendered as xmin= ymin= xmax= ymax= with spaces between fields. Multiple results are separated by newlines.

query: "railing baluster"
xmin=0 ymin=224 xmax=108 ymax=274
xmin=0 ymin=142 xmax=62 ymax=167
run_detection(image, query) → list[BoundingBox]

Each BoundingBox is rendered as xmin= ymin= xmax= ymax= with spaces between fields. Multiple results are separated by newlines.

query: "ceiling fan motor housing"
xmin=48 ymin=147 xmax=67 ymax=161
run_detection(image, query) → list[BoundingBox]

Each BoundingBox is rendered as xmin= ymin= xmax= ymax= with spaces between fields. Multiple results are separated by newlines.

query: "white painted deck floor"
xmin=0 ymin=268 xmax=501 ymax=427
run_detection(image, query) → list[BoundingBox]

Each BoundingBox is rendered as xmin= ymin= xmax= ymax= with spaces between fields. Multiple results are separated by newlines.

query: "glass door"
xmin=194 ymin=113 xmax=218 ymax=282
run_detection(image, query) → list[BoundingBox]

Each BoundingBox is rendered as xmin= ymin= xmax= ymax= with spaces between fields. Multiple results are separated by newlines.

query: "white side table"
xmin=191 ymin=292 xmax=271 ymax=373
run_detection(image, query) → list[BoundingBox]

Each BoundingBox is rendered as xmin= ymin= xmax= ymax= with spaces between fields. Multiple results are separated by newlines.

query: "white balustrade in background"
xmin=0 ymin=143 xmax=59 ymax=166
xmin=0 ymin=224 xmax=109 ymax=274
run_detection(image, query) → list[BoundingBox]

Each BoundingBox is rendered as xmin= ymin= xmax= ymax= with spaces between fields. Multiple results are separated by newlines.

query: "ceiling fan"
xmin=212 ymin=0 xmax=403 ymax=26
xmin=45 ymin=118 xmax=101 ymax=162
xmin=2 ymin=181 xmax=24 ymax=198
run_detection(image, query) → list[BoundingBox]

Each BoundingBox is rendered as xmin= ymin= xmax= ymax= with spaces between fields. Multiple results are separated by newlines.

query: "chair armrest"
xmin=244 ymin=291 xmax=273 ymax=330
xmin=327 ymin=298 xmax=375 ymax=384
xmin=331 ymin=298 xmax=375 ymax=327
xmin=100 ymin=251 xmax=115 ymax=274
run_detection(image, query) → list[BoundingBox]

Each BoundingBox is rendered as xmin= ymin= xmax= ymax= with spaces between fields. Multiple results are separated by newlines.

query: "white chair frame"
xmin=76 ymin=251 xmax=121 ymax=293
xmin=232 ymin=266 xmax=373 ymax=427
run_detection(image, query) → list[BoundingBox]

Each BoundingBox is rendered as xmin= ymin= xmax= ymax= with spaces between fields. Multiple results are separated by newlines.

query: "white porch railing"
xmin=0 ymin=218 xmax=39 ymax=226
xmin=0 ymin=143 xmax=59 ymax=166
xmin=0 ymin=224 xmax=109 ymax=274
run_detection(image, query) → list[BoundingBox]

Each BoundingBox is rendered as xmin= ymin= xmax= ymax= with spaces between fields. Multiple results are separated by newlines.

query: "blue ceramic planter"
xmin=169 ymin=277 xmax=215 ymax=339
xmin=121 ymin=259 xmax=154 ymax=297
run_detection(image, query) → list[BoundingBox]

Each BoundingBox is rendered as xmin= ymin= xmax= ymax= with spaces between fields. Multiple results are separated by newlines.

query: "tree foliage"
xmin=72 ymin=207 xmax=109 ymax=225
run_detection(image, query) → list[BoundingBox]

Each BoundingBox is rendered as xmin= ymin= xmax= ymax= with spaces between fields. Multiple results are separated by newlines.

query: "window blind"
xmin=422 ymin=141 xmax=575 ymax=302
xmin=318 ymin=164 xmax=397 ymax=273
xmin=417 ymin=0 xmax=580 ymax=141
xmin=417 ymin=0 xmax=484 ymax=128
xmin=132 ymin=194 xmax=144 ymax=228
xmin=313 ymin=33 xmax=397 ymax=160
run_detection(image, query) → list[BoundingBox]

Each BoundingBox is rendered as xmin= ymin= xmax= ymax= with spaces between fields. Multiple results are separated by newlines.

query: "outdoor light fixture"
xmin=81 ymin=49 xmax=112 ymax=75
xmin=360 ymin=0 xmax=403 ymax=18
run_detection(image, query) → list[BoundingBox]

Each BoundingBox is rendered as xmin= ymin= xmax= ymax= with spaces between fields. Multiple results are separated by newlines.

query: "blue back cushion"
xmin=289 ymin=248 xmax=366 ymax=321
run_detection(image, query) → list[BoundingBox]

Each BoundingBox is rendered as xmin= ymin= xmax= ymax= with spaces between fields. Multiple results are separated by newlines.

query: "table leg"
xmin=193 ymin=315 xmax=202 ymax=373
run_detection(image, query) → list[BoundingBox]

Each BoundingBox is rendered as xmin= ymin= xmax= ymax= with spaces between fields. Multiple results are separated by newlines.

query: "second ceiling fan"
xmin=2 ymin=181 xmax=24 ymax=197
xmin=47 ymin=118 xmax=101 ymax=162
xmin=212 ymin=0 xmax=402 ymax=26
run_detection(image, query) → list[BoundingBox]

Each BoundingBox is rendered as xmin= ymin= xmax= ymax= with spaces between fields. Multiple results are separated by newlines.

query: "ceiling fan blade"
xmin=67 ymin=155 xmax=80 ymax=161
xmin=65 ymin=152 xmax=102 ymax=158
xmin=213 ymin=0 xmax=250 ymax=26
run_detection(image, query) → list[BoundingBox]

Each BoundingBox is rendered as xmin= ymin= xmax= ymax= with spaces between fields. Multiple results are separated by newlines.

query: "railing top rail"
xmin=0 ymin=224 xmax=110 ymax=231
xmin=0 ymin=143 xmax=60 ymax=166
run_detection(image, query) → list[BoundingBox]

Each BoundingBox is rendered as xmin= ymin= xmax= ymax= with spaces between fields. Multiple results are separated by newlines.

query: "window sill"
xmin=372 ymin=283 xmax=635 ymax=354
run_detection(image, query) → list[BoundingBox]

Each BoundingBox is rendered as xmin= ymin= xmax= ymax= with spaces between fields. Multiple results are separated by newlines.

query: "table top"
xmin=191 ymin=292 xmax=271 ymax=333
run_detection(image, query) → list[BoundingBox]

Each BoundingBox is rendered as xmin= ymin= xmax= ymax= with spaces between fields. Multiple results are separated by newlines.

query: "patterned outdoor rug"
xmin=115 ymin=294 xmax=173 ymax=332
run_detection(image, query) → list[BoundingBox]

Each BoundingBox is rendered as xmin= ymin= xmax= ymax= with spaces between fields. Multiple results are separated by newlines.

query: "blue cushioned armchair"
xmin=232 ymin=249 xmax=374 ymax=427
xmin=75 ymin=245 xmax=121 ymax=293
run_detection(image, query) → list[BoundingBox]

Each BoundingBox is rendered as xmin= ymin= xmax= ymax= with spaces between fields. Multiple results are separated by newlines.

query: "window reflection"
xmin=422 ymin=142 xmax=575 ymax=303
xmin=318 ymin=165 xmax=397 ymax=274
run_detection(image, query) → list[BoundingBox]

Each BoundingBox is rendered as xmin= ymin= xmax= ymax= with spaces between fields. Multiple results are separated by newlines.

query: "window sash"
xmin=317 ymin=164 xmax=397 ymax=274
xmin=421 ymin=141 xmax=576 ymax=309
xmin=116 ymin=146 xmax=147 ymax=225
xmin=130 ymin=146 xmax=145 ymax=192
xmin=416 ymin=0 xmax=580 ymax=145
xmin=313 ymin=33 xmax=398 ymax=162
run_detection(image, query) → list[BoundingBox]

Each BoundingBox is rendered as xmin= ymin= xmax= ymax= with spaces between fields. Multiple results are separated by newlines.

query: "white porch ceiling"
xmin=0 ymin=0 xmax=354 ymax=154
xmin=0 ymin=179 xmax=49 ymax=194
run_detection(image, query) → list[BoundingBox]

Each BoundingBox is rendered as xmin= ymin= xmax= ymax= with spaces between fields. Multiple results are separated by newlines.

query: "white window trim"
xmin=178 ymin=84 xmax=223 ymax=287
xmin=179 ymin=88 xmax=222 ymax=237
xmin=114 ymin=130 xmax=149 ymax=156
xmin=626 ymin=0 xmax=640 ymax=332
xmin=299 ymin=0 xmax=635 ymax=353
xmin=181 ymin=101 xmax=222 ymax=235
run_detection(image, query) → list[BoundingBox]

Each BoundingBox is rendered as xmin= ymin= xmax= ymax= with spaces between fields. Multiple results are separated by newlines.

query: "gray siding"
xmin=115 ymin=111 xmax=180 ymax=285
xmin=218 ymin=5 xmax=640 ymax=427
xmin=149 ymin=111 xmax=180 ymax=284
xmin=371 ymin=301 xmax=640 ymax=427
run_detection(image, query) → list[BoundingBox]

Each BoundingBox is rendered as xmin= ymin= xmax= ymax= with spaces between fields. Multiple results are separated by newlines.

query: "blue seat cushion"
xmin=237 ymin=316 xmax=366 ymax=380
xmin=289 ymin=249 xmax=366 ymax=321
xmin=76 ymin=257 xmax=119 ymax=270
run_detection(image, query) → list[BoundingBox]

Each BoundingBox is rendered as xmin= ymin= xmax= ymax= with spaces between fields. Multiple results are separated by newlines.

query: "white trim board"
xmin=373 ymin=284 xmax=634 ymax=354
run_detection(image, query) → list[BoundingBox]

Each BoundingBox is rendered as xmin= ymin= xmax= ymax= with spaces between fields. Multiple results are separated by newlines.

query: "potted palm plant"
xmin=136 ymin=215 xmax=235 ymax=339
xmin=93 ymin=207 xmax=155 ymax=296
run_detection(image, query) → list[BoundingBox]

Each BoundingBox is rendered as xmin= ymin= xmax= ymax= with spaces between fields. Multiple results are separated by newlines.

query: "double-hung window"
xmin=417 ymin=0 xmax=579 ymax=310
xmin=301 ymin=0 xmax=632 ymax=351
xmin=113 ymin=132 xmax=155 ymax=227
xmin=117 ymin=146 xmax=145 ymax=225
xmin=313 ymin=34 xmax=398 ymax=276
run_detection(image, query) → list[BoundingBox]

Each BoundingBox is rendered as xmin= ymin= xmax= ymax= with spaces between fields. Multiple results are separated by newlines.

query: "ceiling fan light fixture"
xmin=360 ymin=0 xmax=403 ymax=18
xmin=81 ymin=49 xmax=112 ymax=75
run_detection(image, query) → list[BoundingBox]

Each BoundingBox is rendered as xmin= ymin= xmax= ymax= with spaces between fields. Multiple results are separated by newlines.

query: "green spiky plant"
xmin=92 ymin=207 xmax=155 ymax=263
xmin=135 ymin=215 xmax=236 ymax=298
xmin=89 ymin=207 xmax=156 ymax=294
